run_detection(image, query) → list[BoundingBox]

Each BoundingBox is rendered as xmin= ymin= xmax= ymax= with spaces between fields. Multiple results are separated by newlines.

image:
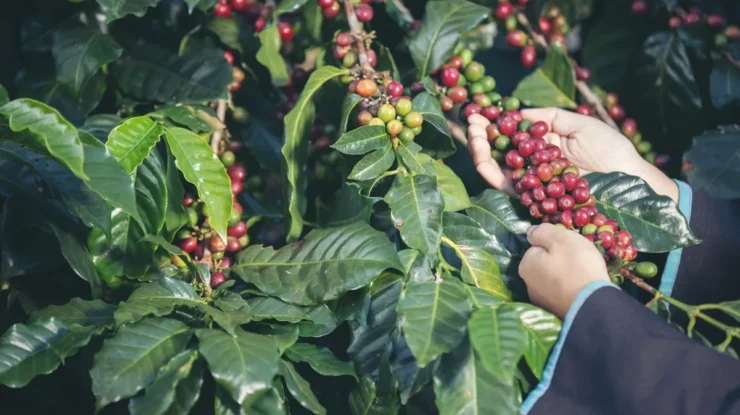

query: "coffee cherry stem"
xmin=342 ymin=0 xmax=375 ymax=73
xmin=210 ymin=97 xmax=230 ymax=153
xmin=620 ymin=268 xmax=740 ymax=343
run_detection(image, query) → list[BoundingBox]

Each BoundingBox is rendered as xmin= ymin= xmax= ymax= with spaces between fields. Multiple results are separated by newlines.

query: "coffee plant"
xmin=0 ymin=0 xmax=739 ymax=413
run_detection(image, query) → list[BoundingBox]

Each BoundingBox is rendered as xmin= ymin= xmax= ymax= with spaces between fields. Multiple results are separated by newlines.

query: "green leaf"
xmin=196 ymin=329 xmax=280 ymax=410
xmin=106 ymin=116 xmax=164 ymax=174
xmin=510 ymin=303 xmax=561 ymax=380
xmin=164 ymin=147 xmax=188 ymax=240
xmin=234 ymin=222 xmax=402 ymax=305
xmin=348 ymin=377 xmax=376 ymax=415
xmin=96 ymin=0 xmax=161 ymax=21
xmin=0 ymin=318 xmax=70 ymax=388
xmin=112 ymin=44 xmax=231 ymax=104
xmin=586 ymin=172 xmax=700 ymax=252
xmin=247 ymin=297 xmax=312 ymax=323
xmin=296 ymin=305 xmax=339 ymax=338
xmin=468 ymin=306 xmax=525 ymax=380
xmin=348 ymin=144 xmax=395 ymax=181
xmin=581 ymin=13 xmax=644 ymax=93
xmin=348 ymin=274 xmax=402 ymax=377
xmin=684 ymin=125 xmax=740 ymax=200
xmin=444 ymin=239 xmax=511 ymax=301
xmin=317 ymin=182 xmax=380 ymax=227
xmin=627 ymin=31 xmax=703 ymax=144
xmin=376 ymin=43 xmax=402 ymax=82
xmin=82 ymin=114 xmax=123 ymax=141
xmin=49 ymin=222 xmax=104 ymax=298
xmin=385 ymin=174 xmax=444 ymax=256
xmin=513 ymin=45 xmax=577 ymax=109
xmin=79 ymin=131 xmax=143 ymax=227
xmin=128 ymin=350 xmax=201 ymax=415
xmin=88 ymin=150 xmax=167 ymax=279
xmin=409 ymin=0 xmax=490 ymax=77
xmin=390 ymin=334 xmax=437 ymax=404
xmin=114 ymin=277 xmax=202 ymax=325
xmin=16 ymin=69 xmax=106 ymax=125
xmin=398 ymin=279 xmax=472 ymax=367
xmin=256 ymin=26 xmax=290 ymax=87
xmin=396 ymin=140 xmax=427 ymax=175
xmin=418 ymin=154 xmax=471 ymax=212
xmin=710 ymin=59 xmax=740 ymax=111
xmin=90 ymin=317 xmax=192 ymax=408
xmin=385 ymin=0 xmax=414 ymax=29
xmin=0 ymin=141 xmax=111 ymax=232
xmin=279 ymin=359 xmax=327 ymax=415
xmin=466 ymin=285 xmax=504 ymax=309
xmin=52 ymin=26 xmax=123 ymax=92
xmin=0 ymin=98 xmax=86 ymax=179
xmin=283 ymin=66 xmax=348 ymax=241
xmin=332 ymin=125 xmax=389 ymax=155
xmin=30 ymin=298 xmax=116 ymax=328
xmin=0 ymin=84 xmax=8 ymax=105
xmin=285 ymin=343 xmax=356 ymax=379
xmin=467 ymin=189 xmax=530 ymax=255
xmin=338 ymin=93 xmax=363 ymax=136
xmin=434 ymin=339 xmax=520 ymax=415
xmin=275 ymin=0 xmax=310 ymax=14
xmin=165 ymin=127 xmax=231 ymax=242
xmin=150 ymin=105 xmax=224 ymax=133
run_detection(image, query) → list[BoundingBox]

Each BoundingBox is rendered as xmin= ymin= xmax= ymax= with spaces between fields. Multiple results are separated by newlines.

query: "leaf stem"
xmin=367 ymin=168 xmax=401 ymax=195
xmin=515 ymin=12 xmax=618 ymax=129
xmin=620 ymin=269 xmax=740 ymax=339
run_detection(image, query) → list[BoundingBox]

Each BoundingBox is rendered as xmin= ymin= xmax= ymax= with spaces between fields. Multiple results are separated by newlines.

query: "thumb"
xmin=526 ymin=223 xmax=566 ymax=251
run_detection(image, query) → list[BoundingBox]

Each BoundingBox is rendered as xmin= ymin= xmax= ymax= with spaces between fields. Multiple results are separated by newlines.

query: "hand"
xmin=519 ymin=223 xmax=610 ymax=319
xmin=466 ymin=108 xmax=678 ymax=202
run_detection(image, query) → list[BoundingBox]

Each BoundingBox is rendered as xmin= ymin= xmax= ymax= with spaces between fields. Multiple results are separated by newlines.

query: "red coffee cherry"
xmin=539 ymin=17 xmax=552 ymax=34
xmin=530 ymin=150 xmax=551 ymax=165
xmin=572 ymin=187 xmax=591 ymax=204
xmin=447 ymin=86 xmax=468 ymax=103
xmin=503 ymin=110 xmax=523 ymax=123
xmin=322 ymin=1 xmax=341 ymax=18
xmin=575 ymin=66 xmax=591 ymax=81
xmin=278 ymin=22 xmax=294 ymax=41
xmin=228 ymin=165 xmax=247 ymax=181
xmin=518 ymin=140 xmax=535 ymax=157
xmin=214 ymin=3 xmax=232 ymax=17
xmin=546 ymin=145 xmax=562 ymax=160
xmin=532 ymin=138 xmax=547 ymax=151
xmin=495 ymin=2 xmax=514 ymax=20
xmin=463 ymin=103 xmax=482 ymax=118
xmin=511 ymin=131 xmax=530 ymax=147
xmin=515 ymin=181 xmax=526 ymax=194
xmin=481 ymin=106 xmax=501 ymax=121
xmin=356 ymin=4 xmax=374 ymax=22
xmin=211 ymin=271 xmax=227 ymax=288
xmin=228 ymin=221 xmax=248 ymax=238
xmin=223 ymin=50 xmax=235 ymax=65
xmin=707 ymin=14 xmax=725 ymax=28
xmin=560 ymin=210 xmax=574 ymax=228
xmin=318 ymin=0 xmax=334 ymax=7
xmin=631 ymin=0 xmax=647 ymax=15
xmin=445 ymin=56 xmax=464 ymax=69
xmin=598 ymin=231 xmax=616 ymax=249
xmin=621 ymin=118 xmax=637 ymax=137
xmin=336 ymin=32 xmax=352 ymax=47
xmin=529 ymin=202 xmax=544 ymax=218
xmin=591 ymin=213 xmax=608 ymax=227
xmin=541 ymin=198 xmax=558 ymax=214
xmin=684 ymin=11 xmax=701 ymax=25
xmin=386 ymin=81 xmax=403 ymax=98
xmin=231 ymin=180 xmax=243 ymax=195
xmin=532 ymin=186 xmax=547 ymax=202
xmin=726 ymin=25 xmax=740 ymax=40
xmin=180 ymin=237 xmax=198 ymax=253
xmin=521 ymin=174 xmax=541 ymax=190
xmin=521 ymin=191 xmax=534 ymax=207
xmin=669 ymin=16 xmax=681 ymax=29
xmin=576 ymin=104 xmax=593 ymax=116
xmin=498 ymin=117 xmax=518 ymax=136
xmin=557 ymin=194 xmax=575 ymax=211
xmin=505 ymin=150 xmax=526 ymax=169
xmin=576 ymin=177 xmax=589 ymax=189
xmin=521 ymin=46 xmax=537 ymax=68
xmin=529 ymin=121 xmax=549 ymax=138
xmin=537 ymin=163 xmax=554 ymax=182
xmin=574 ymin=208 xmax=591 ymax=227
xmin=506 ymin=30 xmax=528 ymax=48
xmin=546 ymin=181 xmax=565 ymax=198
xmin=561 ymin=172 xmax=578 ymax=191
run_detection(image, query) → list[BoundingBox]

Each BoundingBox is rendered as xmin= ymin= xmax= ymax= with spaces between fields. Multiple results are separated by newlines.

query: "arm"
xmin=523 ymin=284 xmax=740 ymax=415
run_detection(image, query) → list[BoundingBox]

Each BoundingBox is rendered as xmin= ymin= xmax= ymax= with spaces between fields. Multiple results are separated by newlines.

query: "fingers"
xmin=467 ymin=125 xmax=509 ymax=191
xmin=467 ymin=114 xmax=491 ymax=129
xmin=521 ymin=108 xmax=595 ymax=137
xmin=518 ymin=246 xmax=547 ymax=282
xmin=526 ymin=223 xmax=566 ymax=251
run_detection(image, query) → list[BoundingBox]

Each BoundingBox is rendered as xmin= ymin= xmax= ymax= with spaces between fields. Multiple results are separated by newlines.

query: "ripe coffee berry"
xmin=574 ymin=208 xmax=590 ymax=227
xmin=606 ymin=220 xmax=619 ymax=232
xmin=532 ymin=186 xmax=547 ymax=201
xmin=608 ymin=104 xmax=625 ymax=121
xmin=495 ymin=2 xmax=514 ymax=20
xmin=511 ymin=131 xmax=529 ymax=147
xmin=539 ymin=17 xmax=551 ymax=34
xmin=506 ymin=30 xmax=528 ymax=48
xmin=386 ymin=81 xmax=403 ymax=98
xmin=439 ymin=96 xmax=454 ymax=111
xmin=231 ymin=180 xmax=243 ymax=194
xmin=521 ymin=174 xmax=541 ymax=190
xmin=631 ymin=0 xmax=647 ymax=15
xmin=180 ymin=237 xmax=198 ymax=253
xmin=518 ymin=140 xmax=535 ymax=157
xmin=521 ymin=191 xmax=534 ymax=207
xmin=529 ymin=121 xmax=549 ymax=138
xmin=669 ymin=16 xmax=681 ymax=29
xmin=521 ymin=46 xmax=537 ymax=68
xmin=498 ymin=117 xmax=518 ymax=136
xmin=447 ymin=86 xmax=468 ymax=103
xmin=576 ymin=104 xmax=593 ymax=116
xmin=214 ymin=3 xmax=232 ymax=17
xmin=228 ymin=165 xmax=247 ymax=182
xmin=545 ymin=181 xmax=565 ymax=198
xmin=356 ymin=4 xmax=374 ymax=22
xmin=505 ymin=150 xmax=525 ymax=169
xmin=356 ymin=79 xmax=378 ymax=97
xmin=561 ymin=172 xmax=578 ymax=191
xmin=572 ymin=187 xmax=590 ymax=204
xmin=541 ymin=198 xmax=558 ymax=214
xmin=576 ymin=178 xmax=589 ymax=189
xmin=322 ymin=1 xmax=341 ymax=18
xmin=575 ymin=67 xmax=591 ymax=81
xmin=228 ymin=221 xmax=248 ymax=238
xmin=226 ymin=237 xmax=241 ymax=253
xmin=615 ymin=230 xmax=632 ymax=248
xmin=591 ymin=213 xmax=608 ymax=227
xmin=529 ymin=202 xmax=543 ymax=218
xmin=531 ymin=150 xmax=551 ymax=165
xmin=211 ymin=271 xmax=227 ymax=288
xmin=440 ymin=67 xmax=460 ymax=87
xmin=278 ymin=22 xmax=294 ymax=41
xmin=599 ymin=231 xmax=616 ymax=249
xmin=537 ymin=163 xmax=554 ymax=181
xmin=560 ymin=210 xmax=574 ymax=228
xmin=481 ymin=106 xmax=500 ymax=121
xmin=462 ymin=103 xmax=482 ymax=118
xmin=707 ymin=14 xmax=725 ymax=28
xmin=684 ymin=12 xmax=701 ymax=25
xmin=336 ymin=33 xmax=351 ymax=47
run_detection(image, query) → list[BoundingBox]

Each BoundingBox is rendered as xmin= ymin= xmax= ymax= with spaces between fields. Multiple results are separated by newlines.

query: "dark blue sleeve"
xmin=521 ymin=285 xmax=740 ymax=415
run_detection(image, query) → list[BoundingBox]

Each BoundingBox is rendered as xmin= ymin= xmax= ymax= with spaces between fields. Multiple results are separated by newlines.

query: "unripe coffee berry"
xmin=582 ymin=223 xmax=597 ymax=235
xmin=505 ymin=150 xmax=525 ymax=169
xmin=518 ymin=140 xmax=535 ymax=157
xmin=399 ymin=128 xmax=415 ymax=142
xmin=635 ymin=262 xmax=658 ymax=278
xmin=494 ymin=135 xmax=511 ymax=151
xmin=486 ymin=124 xmax=501 ymax=140
xmin=498 ymin=117 xmax=518 ymax=136
xmin=606 ymin=220 xmax=619 ymax=232
xmin=473 ymin=94 xmax=493 ymax=108
xmin=532 ymin=186 xmax=547 ymax=201
xmin=598 ymin=225 xmax=615 ymax=234
xmin=464 ymin=62 xmax=485 ymax=82
xmin=511 ymin=168 xmax=526 ymax=182
xmin=563 ymin=166 xmax=580 ymax=176
xmin=386 ymin=120 xmax=403 ymax=136
xmin=521 ymin=191 xmax=534 ymax=207
xmin=441 ymin=68 xmax=460 ymax=87
xmin=439 ymin=96 xmax=454 ymax=111
xmin=537 ymin=163 xmax=554 ymax=182
xmin=557 ymin=194 xmax=575 ymax=211
xmin=368 ymin=118 xmax=385 ymax=126
xmin=357 ymin=110 xmax=373 ymax=126
xmin=546 ymin=181 xmax=565 ymax=198
xmin=550 ymin=158 xmax=569 ymax=175
xmin=378 ymin=104 xmax=396 ymax=123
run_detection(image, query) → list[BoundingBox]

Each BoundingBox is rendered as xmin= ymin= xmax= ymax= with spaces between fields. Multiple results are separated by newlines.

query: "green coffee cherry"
xmin=399 ymin=127 xmax=415 ymax=142
xmin=187 ymin=208 xmax=199 ymax=227
xmin=487 ymin=92 xmax=503 ymax=103
xmin=411 ymin=125 xmax=423 ymax=135
xmin=469 ymin=82 xmax=485 ymax=95
xmin=246 ymin=175 xmax=263 ymax=190
xmin=464 ymin=62 xmax=485 ymax=82
xmin=395 ymin=99 xmax=413 ymax=116
xmin=504 ymin=97 xmax=520 ymax=111
xmin=220 ymin=150 xmax=236 ymax=167
xmin=481 ymin=76 xmax=496 ymax=92
xmin=368 ymin=117 xmax=385 ymax=126
xmin=228 ymin=209 xmax=242 ymax=226
xmin=636 ymin=141 xmax=652 ymax=154
xmin=378 ymin=104 xmax=396 ymax=123
xmin=459 ymin=49 xmax=473 ymax=66
xmin=635 ymin=262 xmax=658 ymax=278
xmin=177 ymin=229 xmax=192 ymax=240
xmin=494 ymin=135 xmax=511 ymax=151
xmin=582 ymin=223 xmax=597 ymax=235
xmin=519 ymin=119 xmax=532 ymax=131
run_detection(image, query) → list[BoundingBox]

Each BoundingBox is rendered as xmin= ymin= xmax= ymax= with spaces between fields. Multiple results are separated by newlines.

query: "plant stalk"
xmin=210 ymin=98 xmax=229 ymax=153
xmin=343 ymin=0 xmax=375 ymax=73
xmin=620 ymin=269 xmax=740 ymax=338
xmin=515 ymin=12 xmax=619 ymax=129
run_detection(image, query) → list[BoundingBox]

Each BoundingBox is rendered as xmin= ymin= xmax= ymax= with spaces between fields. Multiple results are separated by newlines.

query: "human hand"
xmin=466 ymin=108 xmax=678 ymax=202
xmin=519 ymin=223 xmax=610 ymax=319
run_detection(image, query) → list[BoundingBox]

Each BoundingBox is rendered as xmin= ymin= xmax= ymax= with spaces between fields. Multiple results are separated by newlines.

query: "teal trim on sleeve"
xmin=658 ymin=180 xmax=693 ymax=296
xmin=520 ymin=281 xmax=619 ymax=415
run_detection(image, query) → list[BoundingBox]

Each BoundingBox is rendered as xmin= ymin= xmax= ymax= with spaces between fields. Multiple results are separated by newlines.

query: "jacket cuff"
xmin=658 ymin=180 xmax=693 ymax=296
xmin=519 ymin=281 xmax=619 ymax=414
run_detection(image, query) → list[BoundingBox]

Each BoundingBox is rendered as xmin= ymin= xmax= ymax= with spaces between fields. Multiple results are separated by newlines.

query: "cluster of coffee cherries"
xmin=497 ymin=4 xmax=570 ymax=67
xmin=318 ymin=0 xmax=374 ymax=21
xmin=213 ymin=0 xmax=296 ymax=38
xmin=223 ymin=50 xmax=246 ymax=93
xmin=430 ymin=50 xmax=499 ymax=115
xmin=333 ymin=32 xmax=378 ymax=69
xmin=347 ymin=77 xmax=423 ymax=142
xmin=487 ymin=111 xmax=640 ymax=265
